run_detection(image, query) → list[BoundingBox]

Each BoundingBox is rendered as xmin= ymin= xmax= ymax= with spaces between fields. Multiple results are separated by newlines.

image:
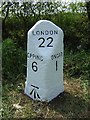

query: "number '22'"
xmin=38 ymin=37 xmax=53 ymax=47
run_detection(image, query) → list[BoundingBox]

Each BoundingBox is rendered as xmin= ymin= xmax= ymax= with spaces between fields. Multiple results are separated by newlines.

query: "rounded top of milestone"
xmin=28 ymin=20 xmax=63 ymax=36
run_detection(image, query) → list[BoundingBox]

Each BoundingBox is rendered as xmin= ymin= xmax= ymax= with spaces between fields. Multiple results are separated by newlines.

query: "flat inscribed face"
xmin=25 ymin=20 xmax=64 ymax=102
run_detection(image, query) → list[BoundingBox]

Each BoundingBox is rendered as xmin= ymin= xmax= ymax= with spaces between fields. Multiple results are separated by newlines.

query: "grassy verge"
xmin=64 ymin=50 xmax=90 ymax=80
xmin=2 ymin=50 xmax=90 ymax=119
xmin=2 ymin=75 xmax=89 ymax=119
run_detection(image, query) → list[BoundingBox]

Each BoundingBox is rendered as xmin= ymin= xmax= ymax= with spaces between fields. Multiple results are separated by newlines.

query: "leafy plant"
xmin=1 ymin=2 xmax=89 ymax=51
xmin=2 ymin=38 xmax=26 ymax=82
xmin=64 ymin=50 xmax=90 ymax=80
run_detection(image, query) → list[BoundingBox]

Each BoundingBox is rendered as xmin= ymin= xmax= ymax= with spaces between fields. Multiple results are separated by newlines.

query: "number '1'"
xmin=56 ymin=61 xmax=58 ymax=71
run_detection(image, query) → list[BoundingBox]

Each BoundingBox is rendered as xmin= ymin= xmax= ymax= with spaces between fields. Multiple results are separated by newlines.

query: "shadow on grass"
xmin=48 ymin=91 xmax=89 ymax=119
xmin=2 ymin=78 xmax=89 ymax=119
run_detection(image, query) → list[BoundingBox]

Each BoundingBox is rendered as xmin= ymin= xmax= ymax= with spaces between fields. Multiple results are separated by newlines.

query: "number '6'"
xmin=32 ymin=62 xmax=38 ymax=72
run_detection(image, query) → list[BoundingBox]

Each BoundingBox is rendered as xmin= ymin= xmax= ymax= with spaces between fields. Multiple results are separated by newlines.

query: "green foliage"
xmin=1 ymin=2 xmax=90 ymax=51
xmin=64 ymin=50 xmax=90 ymax=80
xmin=62 ymin=13 xmax=89 ymax=51
xmin=86 ymin=1 xmax=90 ymax=21
xmin=1 ymin=2 xmax=90 ymax=82
xmin=2 ymin=38 xmax=26 ymax=82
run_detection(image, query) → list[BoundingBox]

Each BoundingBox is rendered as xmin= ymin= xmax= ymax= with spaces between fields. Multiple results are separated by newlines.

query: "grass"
xmin=2 ymin=75 xmax=89 ymax=119
xmin=2 ymin=50 xmax=90 ymax=119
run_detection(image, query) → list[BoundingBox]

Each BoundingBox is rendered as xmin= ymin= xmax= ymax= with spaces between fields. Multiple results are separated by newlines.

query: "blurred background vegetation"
xmin=1 ymin=1 xmax=90 ymax=82
xmin=1 ymin=1 xmax=90 ymax=119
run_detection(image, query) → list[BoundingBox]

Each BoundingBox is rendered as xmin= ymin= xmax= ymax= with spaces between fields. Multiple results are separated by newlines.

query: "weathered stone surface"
xmin=25 ymin=20 xmax=64 ymax=102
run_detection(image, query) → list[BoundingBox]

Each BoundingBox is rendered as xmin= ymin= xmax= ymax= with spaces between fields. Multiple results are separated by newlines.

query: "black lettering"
xmin=32 ymin=31 xmax=35 ymax=35
xmin=30 ymin=53 xmax=33 ymax=58
xmin=31 ymin=84 xmax=39 ymax=89
xmin=56 ymin=61 xmax=58 ymax=71
xmin=27 ymin=53 xmax=30 ymax=58
xmin=56 ymin=53 xmax=60 ymax=58
xmin=32 ymin=62 xmax=38 ymax=72
xmin=47 ymin=37 xmax=53 ymax=47
xmin=27 ymin=53 xmax=43 ymax=61
xmin=51 ymin=52 xmax=63 ymax=60
xmin=41 ymin=31 xmax=44 ymax=35
xmin=45 ymin=30 xmax=49 ymax=35
xmin=36 ymin=31 xmax=40 ymax=35
xmin=61 ymin=52 xmax=63 ymax=56
xmin=51 ymin=55 xmax=54 ymax=60
xmin=33 ymin=54 xmax=36 ymax=59
xmin=50 ymin=30 xmax=53 ymax=35
xmin=40 ymin=56 xmax=43 ymax=61
xmin=32 ymin=30 xmax=58 ymax=36
xmin=38 ymin=37 xmax=45 ymax=47
xmin=36 ymin=55 xmax=40 ymax=60
xmin=53 ymin=55 xmax=57 ymax=59
xmin=54 ymin=30 xmax=58 ymax=35
xmin=30 ymin=85 xmax=40 ymax=99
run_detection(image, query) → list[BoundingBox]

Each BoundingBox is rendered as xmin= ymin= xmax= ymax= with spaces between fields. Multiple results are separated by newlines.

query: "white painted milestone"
xmin=25 ymin=20 xmax=64 ymax=102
